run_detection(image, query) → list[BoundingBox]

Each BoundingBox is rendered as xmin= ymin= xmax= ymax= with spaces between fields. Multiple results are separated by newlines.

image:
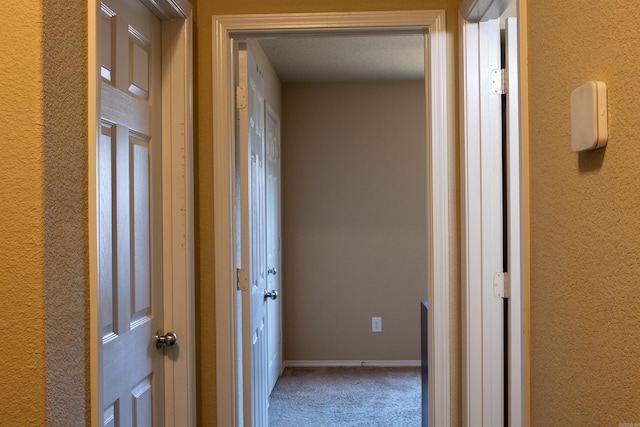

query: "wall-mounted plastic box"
xmin=570 ymin=81 xmax=608 ymax=152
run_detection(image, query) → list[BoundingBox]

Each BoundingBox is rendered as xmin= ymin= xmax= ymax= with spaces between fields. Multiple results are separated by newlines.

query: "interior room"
xmin=257 ymin=34 xmax=428 ymax=366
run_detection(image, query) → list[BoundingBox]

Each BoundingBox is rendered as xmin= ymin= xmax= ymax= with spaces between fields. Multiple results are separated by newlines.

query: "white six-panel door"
xmin=237 ymin=43 xmax=270 ymax=426
xmin=265 ymin=104 xmax=282 ymax=395
xmin=98 ymin=0 xmax=164 ymax=425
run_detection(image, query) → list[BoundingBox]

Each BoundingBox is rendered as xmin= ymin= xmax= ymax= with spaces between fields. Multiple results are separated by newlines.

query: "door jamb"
xmin=514 ymin=2 xmax=531 ymax=424
xmin=212 ymin=10 xmax=453 ymax=427
xmin=459 ymin=0 xmax=530 ymax=425
xmin=88 ymin=1 xmax=195 ymax=425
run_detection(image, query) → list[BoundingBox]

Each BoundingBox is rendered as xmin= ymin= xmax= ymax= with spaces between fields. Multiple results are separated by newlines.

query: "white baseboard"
xmin=283 ymin=360 xmax=421 ymax=368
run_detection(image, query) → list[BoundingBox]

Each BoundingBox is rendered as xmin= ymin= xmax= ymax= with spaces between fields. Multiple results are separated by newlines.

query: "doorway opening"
xmin=239 ymin=33 xmax=428 ymax=425
xmin=212 ymin=11 xmax=452 ymax=426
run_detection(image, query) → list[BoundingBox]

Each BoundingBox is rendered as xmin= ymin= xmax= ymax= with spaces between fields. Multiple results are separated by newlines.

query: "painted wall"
xmin=0 ymin=2 xmax=46 ymax=425
xmin=42 ymin=2 xmax=89 ymax=424
xmin=280 ymin=81 xmax=427 ymax=361
xmin=193 ymin=0 xmax=460 ymax=424
xmin=528 ymin=2 xmax=640 ymax=424
xmin=0 ymin=1 xmax=87 ymax=425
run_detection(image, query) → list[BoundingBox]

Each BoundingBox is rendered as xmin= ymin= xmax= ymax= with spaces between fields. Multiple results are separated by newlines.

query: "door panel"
xmin=98 ymin=0 xmax=163 ymax=425
xmin=266 ymin=105 xmax=282 ymax=394
xmin=479 ymin=18 xmax=504 ymax=427
xmin=238 ymin=43 xmax=270 ymax=427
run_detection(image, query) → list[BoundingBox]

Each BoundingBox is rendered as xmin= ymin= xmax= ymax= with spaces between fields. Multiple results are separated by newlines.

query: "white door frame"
xmin=459 ymin=0 xmax=530 ymax=425
xmin=212 ymin=10 xmax=453 ymax=427
xmin=88 ymin=1 xmax=196 ymax=425
xmin=461 ymin=16 xmax=505 ymax=427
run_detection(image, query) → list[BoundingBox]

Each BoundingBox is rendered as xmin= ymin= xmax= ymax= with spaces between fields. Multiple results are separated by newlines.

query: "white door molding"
xmin=212 ymin=10 xmax=453 ymax=427
xmin=88 ymin=1 xmax=195 ymax=426
xmin=505 ymin=17 xmax=524 ymax=427
xmin=460 ymin=17 xmax=484 ymax=425
xmin=459 ymin=1 xmax=530 ymax=426
xmin=514 ymin=2 xmax=532 ymax=425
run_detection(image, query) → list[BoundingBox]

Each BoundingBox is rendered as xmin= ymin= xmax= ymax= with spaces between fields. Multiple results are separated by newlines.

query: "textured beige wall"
xmin=42 ymin=1 xmax=89 ymax=425
xmin=281 ymin=81 xmax=427 ymax=361
xmin=193 ymin=0 xmax=460 ymax=424
xmin=528 ymin=2 xmax=640 ymax=424
xmin=0 ymin=2 xmax=88 ymax=425
xmin=0 ymin=2 xmax=46 ymax=425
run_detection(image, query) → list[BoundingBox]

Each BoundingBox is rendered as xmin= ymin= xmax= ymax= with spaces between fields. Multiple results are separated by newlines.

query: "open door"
xmin=265 ymin=104 xmax=283 ymax=394
xmin=236 ymin=43 xmax=270 ymax=426
xmin=92 ymin=0 xmax=194 ymax=424
xmin=98 ymin=0 xmax=166 ymax=424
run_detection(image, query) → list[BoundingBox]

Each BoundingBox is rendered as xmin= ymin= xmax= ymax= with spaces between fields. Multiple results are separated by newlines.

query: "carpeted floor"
xmin=268 ymin=366 xmax=421 ymax=427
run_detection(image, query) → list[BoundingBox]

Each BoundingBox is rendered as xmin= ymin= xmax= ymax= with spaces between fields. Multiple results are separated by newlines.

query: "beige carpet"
xmin=268 ymin=366 xmax=421 ymax=427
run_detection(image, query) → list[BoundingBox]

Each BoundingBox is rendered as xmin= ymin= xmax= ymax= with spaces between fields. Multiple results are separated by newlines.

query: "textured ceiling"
xmin=258 ymin=34 xmax=425 ymax=82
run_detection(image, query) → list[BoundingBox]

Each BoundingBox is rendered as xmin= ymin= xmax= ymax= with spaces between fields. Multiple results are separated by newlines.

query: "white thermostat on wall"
xmin=570 ymin=81 xmax=608 ymax=152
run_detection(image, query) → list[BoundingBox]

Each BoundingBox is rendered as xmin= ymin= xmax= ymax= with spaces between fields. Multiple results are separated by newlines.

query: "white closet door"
xmin=237 ymin=43 xmax=269 ymax=427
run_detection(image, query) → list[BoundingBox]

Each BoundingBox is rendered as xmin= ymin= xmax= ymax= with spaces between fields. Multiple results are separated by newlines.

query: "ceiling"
xmin=257 ymin=34 xmax=425 ymax=82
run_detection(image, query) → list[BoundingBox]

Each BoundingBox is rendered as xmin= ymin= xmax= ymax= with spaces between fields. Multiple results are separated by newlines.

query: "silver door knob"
xmin=264 ymin=290 xmax=278 ymax=301
xmin=155 ymin=330 xmax=178 ymax=349
xmin=267 ymin=267 xmax=278 ymax=276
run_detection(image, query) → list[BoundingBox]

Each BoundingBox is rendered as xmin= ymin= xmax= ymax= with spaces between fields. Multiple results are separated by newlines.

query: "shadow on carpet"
xmin=268 ymin=366 xmax=421 ymax=427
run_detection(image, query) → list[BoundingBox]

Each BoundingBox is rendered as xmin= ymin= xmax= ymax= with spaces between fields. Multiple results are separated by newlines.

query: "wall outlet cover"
xmin=372 ymin=317 xmax=382 ymax=333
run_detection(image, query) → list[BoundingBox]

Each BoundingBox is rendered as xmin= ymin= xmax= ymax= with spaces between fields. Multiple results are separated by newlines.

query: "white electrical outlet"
xmin=372 ymin=317 xmax=382 ymax=333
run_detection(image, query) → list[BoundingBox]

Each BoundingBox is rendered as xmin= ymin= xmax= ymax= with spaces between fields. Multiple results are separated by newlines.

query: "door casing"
xmin=88 ymin=1 xmax=196 ymax=425
xmin=212 ymin=10 xmax=453 ymax=427
xmin=459 ymin=0 xmax=530 ymax=425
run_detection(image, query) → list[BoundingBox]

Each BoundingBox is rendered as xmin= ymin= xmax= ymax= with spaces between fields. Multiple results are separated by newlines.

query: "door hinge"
xmin=493 ymin=272 xmax=510 ymax=298
xmin=236 ymin=268 xmax=249 ymax=291
xmin=491 ymin=69 xmax=508 ymax=95
xmin=235 ymin=85 xmax=247 ymax=109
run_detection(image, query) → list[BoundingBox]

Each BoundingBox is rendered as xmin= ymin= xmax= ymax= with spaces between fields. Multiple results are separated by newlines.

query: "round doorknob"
xmin=155 ymin=330 xmax=178 ymax=349
xmin=264 ymin=290 xmax=278 ymax=301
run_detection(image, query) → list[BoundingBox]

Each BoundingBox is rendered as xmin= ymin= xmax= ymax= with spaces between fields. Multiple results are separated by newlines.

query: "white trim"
xmin=88 ymin=1 xmax=194 ymax=426
xmin=212 ymin=10 xmax=452 ymax=427
xmin=516 ymin=1 xmax=531 ymax=425
xmin=459 ymin=16 xmax=483 ymax=425
xmin=160 ymin=12 xmax=195 ymax=427
xmin=505 ymin=16 xmax=523 ymax=427
xmin=284 ymin=360 xmax=421 ymax=368
xmin=88 ymin=2 xmax=99 ymax=424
